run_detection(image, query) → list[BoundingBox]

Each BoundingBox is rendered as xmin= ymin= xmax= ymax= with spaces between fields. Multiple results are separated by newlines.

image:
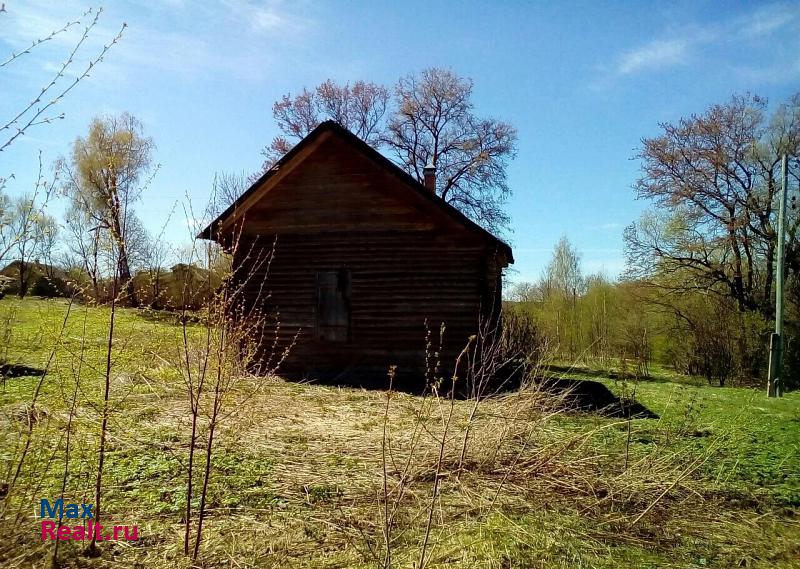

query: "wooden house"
xmin=200 ymin=121 xmax=513 ymax=386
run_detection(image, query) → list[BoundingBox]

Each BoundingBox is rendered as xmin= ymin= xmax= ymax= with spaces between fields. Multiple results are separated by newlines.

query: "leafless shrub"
xmin=368 ymin=312 xmax=559 ymax=567
xmin=353 ymin=305 xmax=738 ymax=568
xmin=164 ymin=199 xmax=297 ymax=562
xmin=0 ymin=301 xmax=18 ymax=388
xmin=616 ymin=313 xmax=651 ymax=380
xmin=1 ymin=7 xmax=126 ymax=153
xmin=51 ymin=306 xmax=90 ymax=566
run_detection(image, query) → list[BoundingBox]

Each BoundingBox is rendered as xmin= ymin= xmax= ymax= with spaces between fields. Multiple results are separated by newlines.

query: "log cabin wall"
xmin=234 ymin=231 xmax=501 ymax=386
xmin=211 ymin=124 xmax=510 ymax=387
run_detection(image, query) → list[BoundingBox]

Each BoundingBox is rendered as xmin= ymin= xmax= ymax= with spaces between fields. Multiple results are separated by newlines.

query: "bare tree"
xmin=0 ymin=154 xmax=57 ymax=269
xmin=624 ymin=92 xmax=800 ymax=316
xmin=63 ymin=204 xmax=102 ymax=299
xmin=19 ymin=205 xmax=57 ymax=295
xmin=139 ymin=215 xmax=174 ymax=308
xmin=623 ymin=92 xmax=800 ymax=384
xmin=122 ymin=213 xmax=151 ymax=275
xmin=257 ymin=70 xmax=517 ymax=233
xmin=384 ymin=68 xmax=517 ymax=234
xmin=36 ymin=215 xmax=58 ymax=280
xmin=59 ymin=113 xmax=158 ymax=306
xmin=543 ymin=235 xmax=584 ymax=298
xmin=508 ymin=280 xmax=538 ymax=303
xmin=209 ymin=171 xmax=249 ymax=216
xmin=0 ymin=153 xmax=58 ymax=296
xmin=537 ymin=235 xmax=585 ymax=359
xmin=256 ymin=80 xmax=389 ymax=174
xmin=8 ymin=195 xmax=43 ymax=296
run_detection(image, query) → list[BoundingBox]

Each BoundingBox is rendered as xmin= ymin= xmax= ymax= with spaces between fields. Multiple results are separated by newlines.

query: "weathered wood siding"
xmin=229 ymin=133 xmax=503 ymax=385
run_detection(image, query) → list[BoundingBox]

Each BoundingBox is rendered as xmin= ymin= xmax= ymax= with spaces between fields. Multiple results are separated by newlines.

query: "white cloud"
xmin=1 ymin=0 xmax=318 ymax=86
xmin=739 ymin=3 xmax=797 ymax=38
xmin=616 ymin=38 xmax=690 ymax=75
xmin=604 ymin=2 xmax=800 ymax=80
xmin=220 ymin=0 xmax=312 ymax=36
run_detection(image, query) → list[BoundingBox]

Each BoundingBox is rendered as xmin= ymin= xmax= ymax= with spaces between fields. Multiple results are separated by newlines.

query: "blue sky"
xmin=2 ymin=0 xmax=799 ymax=285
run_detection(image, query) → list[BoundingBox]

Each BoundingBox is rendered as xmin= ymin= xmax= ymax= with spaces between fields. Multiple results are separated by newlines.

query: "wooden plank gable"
xmin=200 ymin=121 xmax=513 ymax=266
xmin=238 ymin=134 xmax=476 ymax=238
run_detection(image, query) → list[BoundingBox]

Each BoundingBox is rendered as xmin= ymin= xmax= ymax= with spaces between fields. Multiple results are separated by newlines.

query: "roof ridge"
xmin=199 ymin=121 xmax=513 ymax=263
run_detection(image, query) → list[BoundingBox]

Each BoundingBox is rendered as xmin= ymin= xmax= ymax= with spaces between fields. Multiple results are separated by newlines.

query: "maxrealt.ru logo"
xmin=39 ymin=499 xmax=138 ymax=542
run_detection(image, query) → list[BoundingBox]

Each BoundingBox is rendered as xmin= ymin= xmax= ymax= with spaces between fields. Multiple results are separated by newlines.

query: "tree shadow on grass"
xmin=536 ymin=376 xmax=659 ymax=419
xmin=282 ymin=365 xmax=659 ymax=419
xmin=0 ymin=362 xmax=45 ymax=379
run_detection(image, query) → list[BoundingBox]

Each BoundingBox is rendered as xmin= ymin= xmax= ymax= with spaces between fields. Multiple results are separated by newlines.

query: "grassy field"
xmin=0 ymin=298 xmax=798 ymax=568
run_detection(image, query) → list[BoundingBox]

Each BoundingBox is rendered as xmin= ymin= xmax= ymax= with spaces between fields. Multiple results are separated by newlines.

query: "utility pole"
xmin=767 ymin=154 xmax=788 ymax=398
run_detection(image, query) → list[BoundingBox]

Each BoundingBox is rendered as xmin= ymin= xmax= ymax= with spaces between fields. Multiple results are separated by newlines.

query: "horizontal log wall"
xmin=233 ymin=231 xmax=495 ymax=385
xmin=222 ymin=133 xmax=506 ymax=387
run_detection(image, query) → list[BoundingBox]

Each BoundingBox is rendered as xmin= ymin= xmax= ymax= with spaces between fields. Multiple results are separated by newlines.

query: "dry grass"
xmin=109 ymin=375 xmax=793 ymax=568
xmin=0 ymin=299 xmax=798 ymax=568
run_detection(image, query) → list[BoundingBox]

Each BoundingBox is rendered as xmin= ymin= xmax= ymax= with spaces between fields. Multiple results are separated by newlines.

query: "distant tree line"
xmin=0 ymin=112 xmax=223 ymax=309
xmin=508 ymin=237 xmax=655 ymax=382
xmin=510 ymin=92 xmax=800 ymax=389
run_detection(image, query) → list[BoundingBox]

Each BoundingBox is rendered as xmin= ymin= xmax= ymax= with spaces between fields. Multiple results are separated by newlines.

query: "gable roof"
xmin=199 ymin=121 xmax=513 ymax=263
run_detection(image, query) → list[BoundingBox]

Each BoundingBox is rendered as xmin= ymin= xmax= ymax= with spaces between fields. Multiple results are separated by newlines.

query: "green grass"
xmin=552 ymin=362 xmax=800 ymax=508
xmin=0 ymin=298 xmax=798 ymax=568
